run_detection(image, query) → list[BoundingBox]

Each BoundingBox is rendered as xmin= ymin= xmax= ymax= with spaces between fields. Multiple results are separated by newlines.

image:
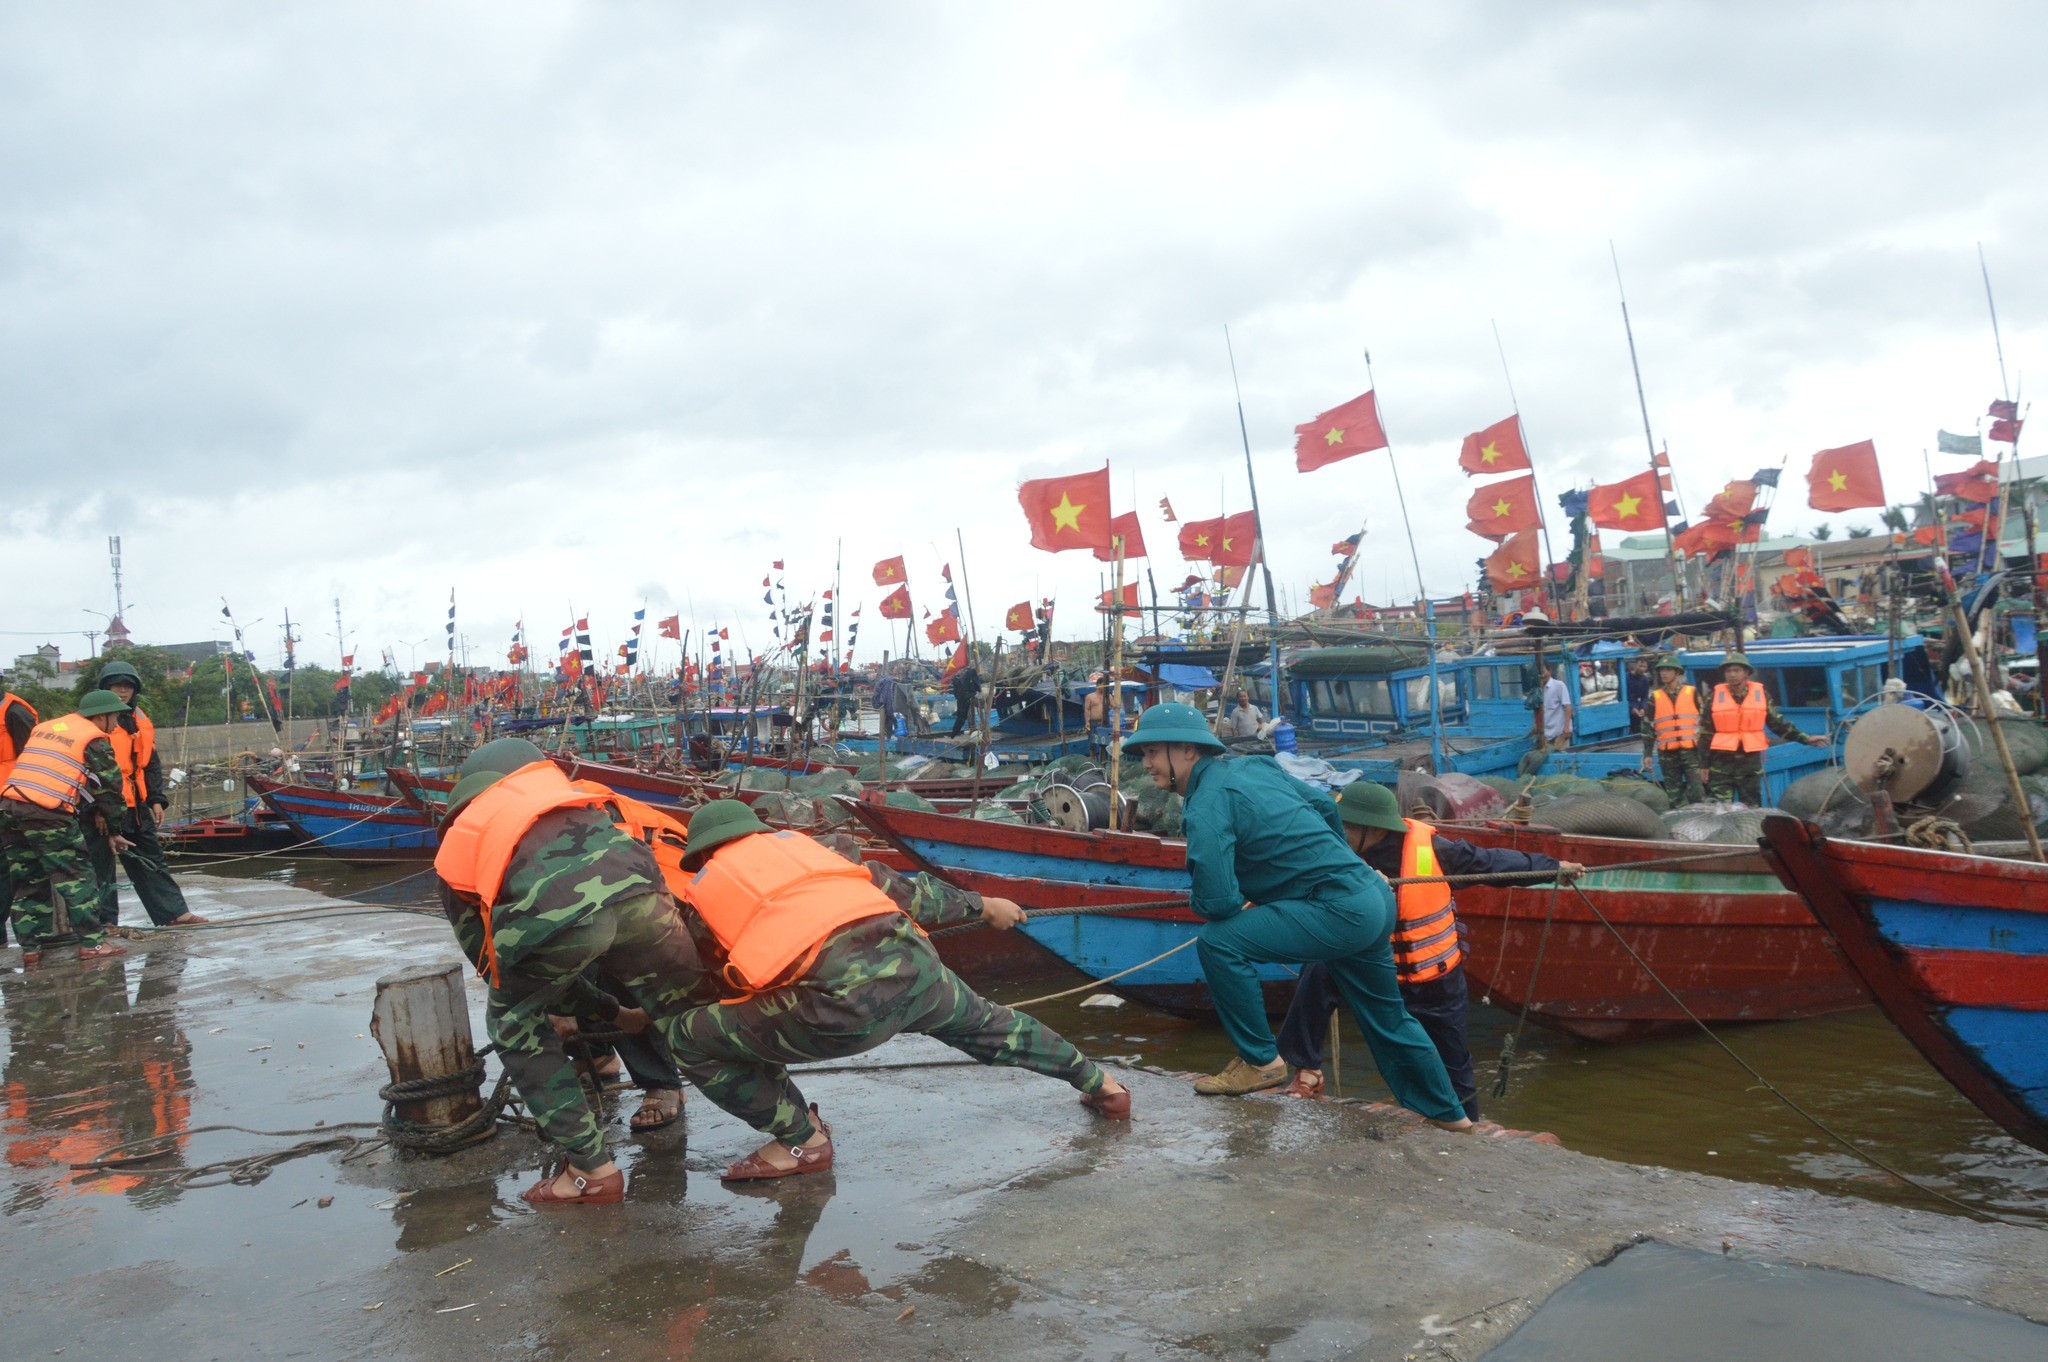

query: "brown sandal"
xmin=722 ymin=1105 xmax=834 ymax=1181
xmin=630 ymin=1088 xmax=683 ymax=1131
xmin=1278 ymin=1068 xmax=1325 ymax=1100
xmin=77 ymin=942 xmax=128 ymax=961
xmin=521 ymin=1166 xmax=625 ymax=1205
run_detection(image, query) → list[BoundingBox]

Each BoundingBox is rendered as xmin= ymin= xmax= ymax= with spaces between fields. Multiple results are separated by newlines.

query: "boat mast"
xmin=1490 ymin=320 xmax=1563 ymax=620
xmin=1223 ymin=325 xmax=1288 ymax=718
xmin=1610 ymin=243 xmax=1688 ymax=616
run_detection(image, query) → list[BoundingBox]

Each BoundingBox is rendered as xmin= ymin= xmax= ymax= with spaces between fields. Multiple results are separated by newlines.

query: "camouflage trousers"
xmin=86 ymin=809 xmax=191 ymax=927
xmin=487 ymin=891 xmax=706 ymax=1165
xmin=1653 ymin=748 xmax=1707 ymax=806
xmin=1704 ymin=752 xmax=1764 ymax=806
xmin=669 ymin=914 xmax=1105 ymax=1144
xmin=0 ymin=801 xmax=108 ymax=949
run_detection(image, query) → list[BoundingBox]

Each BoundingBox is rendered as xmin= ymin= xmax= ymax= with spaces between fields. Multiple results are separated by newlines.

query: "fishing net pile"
xmin=1660 ymin=802 xmax=1778 ymax=844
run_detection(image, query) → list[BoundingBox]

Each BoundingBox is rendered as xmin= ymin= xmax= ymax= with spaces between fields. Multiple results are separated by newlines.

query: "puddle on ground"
xmin=1484 ymin=1240 xmax=2047 ymax=1361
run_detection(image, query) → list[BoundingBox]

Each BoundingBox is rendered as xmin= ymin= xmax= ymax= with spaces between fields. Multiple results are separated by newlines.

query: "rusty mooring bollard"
xmin=370 ymin=962 xmax=490 ymax=1150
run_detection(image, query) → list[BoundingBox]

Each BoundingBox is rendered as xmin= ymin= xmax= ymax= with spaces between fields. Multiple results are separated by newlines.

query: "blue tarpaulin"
xmin=1157 ymin=663 xmax=1222 ymax=691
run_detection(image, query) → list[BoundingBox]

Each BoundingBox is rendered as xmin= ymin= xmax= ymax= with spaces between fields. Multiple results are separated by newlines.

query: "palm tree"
xmin=1847 ymin=526 xmax=1874 ymax=538
xmin=1812 ymin=524 xmax=1834 ymax=541
xmin=1879 ymin=506 xmax=1909 ymax=532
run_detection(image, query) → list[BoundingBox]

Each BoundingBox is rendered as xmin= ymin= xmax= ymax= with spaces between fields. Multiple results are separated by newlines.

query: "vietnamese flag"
xmin=1463 ymin=473 xmax=1541 ymax=541
xmin=1458 ymin=415 xmax=1530 ymax=477
xmin=1991 ymin=417 xmax=2023 ymax=444
xmin=872 ymin=555 xmax=907 ymax=585
xmin=1097 ymin=583 xmax=1140 ymax=618
xmin=1806 ymin=440 xmax=1886 ymax=512
xmin=1483 ymin=530 xmax=1541 ymax=592
xmin=926 ymin=611 xmax=961 ymax=646
xmin=1093 ymin=510 xmax=1148 ymax=562
xmin=657 ymin=614 xmax=682 ymax=639
xmin=1294 ymin=390 xmax=1388 ymax=472
xmin=1935 ymin=459 xmax=2000 ymax=504
xmin=1018 ymin=466 xmax=1113 ymax=552
xmin=1586 ymin=470 xmax=1666 ymax=531
xmin=1004 ymin=601 xmax=1033 ymax=632
xmin=1178 ymin=515 xmax=1223 ymax=560
xmin=1701 ymin=480 xmax=1758 ymax=524
xmin=878 ymin=585 xmax=912 ymax=619
xmin=1213 ymin=511 xmax=1257 ymax=566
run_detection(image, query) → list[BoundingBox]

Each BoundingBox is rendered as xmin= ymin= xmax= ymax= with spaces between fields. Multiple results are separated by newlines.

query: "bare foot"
xmin=1428 ymin=1116 xmax=1476 ymax=1133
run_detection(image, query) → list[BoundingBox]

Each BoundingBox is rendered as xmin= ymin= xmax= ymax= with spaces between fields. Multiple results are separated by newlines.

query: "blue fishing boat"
xmin=1761 ymin=814 xmax=2048 ymax=1152
xmin=248 ymin=776 xmax=438 ymax=863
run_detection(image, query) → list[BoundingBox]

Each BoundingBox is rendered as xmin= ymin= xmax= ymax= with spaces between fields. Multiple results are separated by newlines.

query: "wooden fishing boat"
xmin=1759 ymin=816 xmax=2048 ymax=1153
xmin=1439 ymin=821 xmax=1867 ymax=1041
xmin=846 ymin=794 xmax=1871 ymax=1035
xmin=161 ymin=809 xmax=307 ymax=857
xmin=247 ymin=777 xmax=439 ymax=864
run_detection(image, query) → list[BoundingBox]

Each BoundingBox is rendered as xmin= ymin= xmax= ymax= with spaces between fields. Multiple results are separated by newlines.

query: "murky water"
xmin=1485 ymin=1240 xmax=2046 ymax=1360
xmin=212 ymin=855 xmax=2048 ymax=1226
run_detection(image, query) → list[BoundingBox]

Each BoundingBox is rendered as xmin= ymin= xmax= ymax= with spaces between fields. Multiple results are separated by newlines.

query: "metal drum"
xmin=1043 ymin=782 xmax=1116 ymax=831
xmin=1842 ymin=701 xmax=1970 ymax=802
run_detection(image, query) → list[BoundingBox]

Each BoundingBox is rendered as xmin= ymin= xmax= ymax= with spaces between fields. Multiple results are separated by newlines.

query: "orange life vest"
xmin=0 ymin=693 xmax=39 ymax=787
xmin=1651 ymin=686 xmax=1700 ymax=751
xmin=1 ymin=714 xmax=111 ymax=814
xmin=1392 ymin=818 xmax=1462 ymax=985
xmin=434 ymin=761 xmax=618 ymax=983
xmin=1709 ymin=682 xmax=1769 ymax=753
xmin=104 ymin=708 xmax=157 ymax=808
xmin=686 ymin=829 xmax=903 ymax=994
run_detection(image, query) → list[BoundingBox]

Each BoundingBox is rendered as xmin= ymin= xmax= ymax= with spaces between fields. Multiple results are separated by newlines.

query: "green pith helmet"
xmin=1721 ymin=652 xmax=1754 ymax=673
xmin=443 ymin=770 xmax=508 ymax=825
xmin=459 ymin=737 xmax=547 ymax=781
xmin=1334 ymin=781 xmax=1408 ymax=834
xmin=1654 ymin=654 xmax=1685 ymax=673
xmin=684 ymin=800 xmax=771 ymax=864
xmin=1121 ymin=702 xmax=1226 ymax=754
xmin=77 ymin=689 xmax=131 ymax=719
xmin=96 ymin=660 xmax=143 ymax=689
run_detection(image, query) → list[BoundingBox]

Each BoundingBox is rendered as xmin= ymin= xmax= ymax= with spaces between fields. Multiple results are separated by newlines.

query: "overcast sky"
xmin=4 ymin=1 xmax=2040 ymax=673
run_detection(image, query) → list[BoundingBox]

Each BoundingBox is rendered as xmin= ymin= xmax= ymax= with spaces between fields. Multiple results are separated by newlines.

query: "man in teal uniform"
xmin=1124 ymin=703 xmax=1470 ymax=1129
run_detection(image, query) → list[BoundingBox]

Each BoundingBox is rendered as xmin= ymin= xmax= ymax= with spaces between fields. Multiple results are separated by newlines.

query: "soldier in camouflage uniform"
xmin=668 ymin=802 xmax=1129 ymax=1182
xmin=434 ymin=739 xmax=716 ymax=1205
xmin=1698 ymin=653 xmax=1828 ymax=805
xmin=0 ymin=690 xmax=134 ymax=965
xmin=1638 ymin=656 xmax=1707 ymax=806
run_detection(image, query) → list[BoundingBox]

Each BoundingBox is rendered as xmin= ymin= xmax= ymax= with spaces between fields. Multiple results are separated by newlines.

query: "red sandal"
xmin=1277 ymin=1068 xmax=1325 ymax=1100
xmin=521 ymin=1166 xmax=626 ymax=1205
xmin=722 ymin=1105 xmax=834 ymax=1181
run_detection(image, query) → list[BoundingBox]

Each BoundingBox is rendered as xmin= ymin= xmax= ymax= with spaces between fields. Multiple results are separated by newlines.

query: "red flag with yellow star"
xmin=1586 ymin=470 xmax=1665 ymax=531
xmin=1092 ymin=510 xmax=1148 ymax=562
xmin=877 ymin=584 xmax=912 ymax=619
xmin=1457 ymin=415 xmax=1530 ymax=477
xmin=1806 ymin=440 xmax=1885 ymax=512
xmin=1294 ymin=390 xmax=1388 ymax=472
xmin=1004 ymin=601 xmax=1033 ymax=632
xmin=1463 ymin=473 xmax=1541 ymax=541
xmin=1483 ymin=530 xmax=1540 ymax=592
xmin=1176 ymin=511 xmax=1256 ymax=564
xmin=1018 ymin=466 xmax=1113 ymax=552
xmin=871 ymin=555 xmax=907 ymax=586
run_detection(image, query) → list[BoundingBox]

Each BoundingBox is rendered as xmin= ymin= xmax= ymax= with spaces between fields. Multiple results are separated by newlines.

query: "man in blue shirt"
xmin=1124 ymin=703 xmax=1471 ymax=1128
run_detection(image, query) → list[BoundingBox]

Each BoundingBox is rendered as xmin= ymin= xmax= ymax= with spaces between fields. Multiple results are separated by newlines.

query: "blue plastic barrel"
xmin=1271 ymin=719 xmax=1297 ymax=753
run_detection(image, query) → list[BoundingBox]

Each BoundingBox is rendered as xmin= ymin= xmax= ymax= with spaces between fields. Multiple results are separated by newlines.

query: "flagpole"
xmin=1490 ymin=319 xmax=1563 ymax=618
xmin=1358 ymin=348 xmax=1428 ymax=603
xmin=1223 ymin=325 xmax=1289 ymax=717
xmin=1611 ymin=243 xmax=1687 ymax=612
xmin=1107 ymin=533 xmax=1127 ymax=827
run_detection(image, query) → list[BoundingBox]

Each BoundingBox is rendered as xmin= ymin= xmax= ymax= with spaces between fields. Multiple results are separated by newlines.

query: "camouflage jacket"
xmin=816 ymin=831 xmax=985 ymax=928
xmin=440 ymin=806 xmax=664 ymax=1011
xmin=1694 ymin=681 xmax=1812 ymax=752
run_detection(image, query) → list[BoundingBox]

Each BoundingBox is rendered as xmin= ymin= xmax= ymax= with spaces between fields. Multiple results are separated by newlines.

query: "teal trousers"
xmin=1195 ymin=882 xmax=1463 ymax=1123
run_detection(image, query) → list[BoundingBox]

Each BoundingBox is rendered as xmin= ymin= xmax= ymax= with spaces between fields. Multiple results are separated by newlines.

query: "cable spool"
xmin=1043 ymin=782 xmax=1116 ymax=831
xmin=1843 ymin=701 xmax=1970 ymax=803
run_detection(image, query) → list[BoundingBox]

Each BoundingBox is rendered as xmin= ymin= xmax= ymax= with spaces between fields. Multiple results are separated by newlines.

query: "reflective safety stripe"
xmin=1393 ymin=819 xmax=1462 ymax=985
xmin=1709 ymin=683 xmax=1770 ymax=753
xmin=1651 ymin=686 xmax=1700 ymax=750
xmin=0 ymin=715 xmax=106 ymax=814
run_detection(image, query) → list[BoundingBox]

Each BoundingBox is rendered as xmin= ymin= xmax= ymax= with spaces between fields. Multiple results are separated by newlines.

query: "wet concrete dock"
xmin=2 ymin=873 xmax=2044 ymax=1361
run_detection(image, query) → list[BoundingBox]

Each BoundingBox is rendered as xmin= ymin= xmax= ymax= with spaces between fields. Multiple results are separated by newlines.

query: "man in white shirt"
xmin=1519 ymin=659 xmax=1571 ymax=775
xmin=1226 ymin=688 xmax=1267 ymax=741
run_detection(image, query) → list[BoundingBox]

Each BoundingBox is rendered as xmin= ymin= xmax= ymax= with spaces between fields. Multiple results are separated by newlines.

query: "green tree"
xmin=1812 ymin=524 xmax=1834 ymax=541
xmin=1846 ymin=526 xmax=1874 ymax=539
xmin=1879 ymin=506 xmax=1910 ymax=533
